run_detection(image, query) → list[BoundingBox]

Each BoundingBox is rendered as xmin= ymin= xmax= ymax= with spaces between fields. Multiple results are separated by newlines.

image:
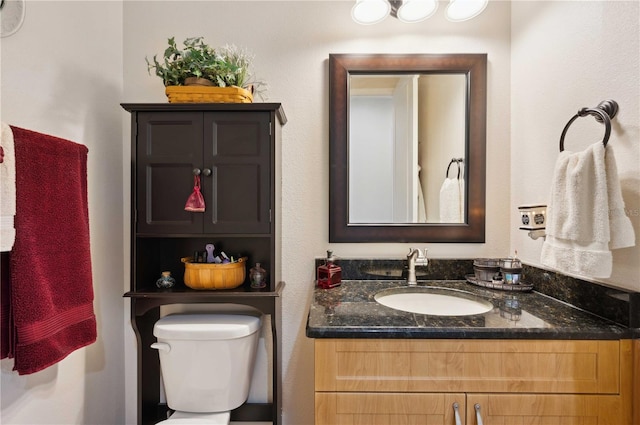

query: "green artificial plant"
xmin=146 ymin=36 xmax=262 ymax=91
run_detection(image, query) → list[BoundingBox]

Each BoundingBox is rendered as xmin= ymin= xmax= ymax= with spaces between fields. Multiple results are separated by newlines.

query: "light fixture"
xmin=352 ymin=0 xmax=486 ymax=25
xmin=351 ymin=0 xmax=392 ymax=25
xmin=445 ymin=0 xmax=489 ymax=22
xmin=394 ymin=0 xmax=438 ymax=23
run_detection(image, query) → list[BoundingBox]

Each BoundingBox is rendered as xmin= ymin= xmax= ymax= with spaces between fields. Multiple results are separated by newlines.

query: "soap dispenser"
xmin=317 ymin=250 xmax=342 ymax=289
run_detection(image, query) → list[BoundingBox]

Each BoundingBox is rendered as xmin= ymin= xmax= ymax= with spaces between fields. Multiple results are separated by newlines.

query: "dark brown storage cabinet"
xmin=122 ymin=103 xmax=286 ymax=425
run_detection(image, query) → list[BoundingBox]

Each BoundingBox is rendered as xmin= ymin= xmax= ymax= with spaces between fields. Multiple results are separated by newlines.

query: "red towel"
xmin=0 ymin=126 xmax=96 ymax=375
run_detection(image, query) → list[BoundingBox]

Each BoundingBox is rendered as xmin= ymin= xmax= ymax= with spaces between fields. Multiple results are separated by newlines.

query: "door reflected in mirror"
xmin=349 ymin=73 xmax=466 ymax=224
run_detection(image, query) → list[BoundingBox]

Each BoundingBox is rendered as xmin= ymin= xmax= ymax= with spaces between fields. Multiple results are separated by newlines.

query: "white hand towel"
xmin=439 ymin=177 xmax=462 ymax=223
xmin=605 ymin=146 xmax=635 ymax=250
xmin=417 ymin=176 xmax=427 ymax=223
xmin=0 ymin=122 xmax=16 ymax=251
xmin=540 ymin=142 xmax=635 ymax=278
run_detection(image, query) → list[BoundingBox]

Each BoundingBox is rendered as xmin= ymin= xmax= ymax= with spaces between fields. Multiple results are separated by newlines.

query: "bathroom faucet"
xmin=406 ymin=248 xmax=428 ymax=286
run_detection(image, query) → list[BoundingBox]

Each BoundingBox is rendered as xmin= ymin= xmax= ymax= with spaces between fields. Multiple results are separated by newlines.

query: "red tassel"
xmin=184 ymin=175 xmax=205 ymax=212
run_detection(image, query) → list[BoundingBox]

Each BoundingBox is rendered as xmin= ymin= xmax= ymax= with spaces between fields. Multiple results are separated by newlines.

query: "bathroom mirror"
xmin=329 ymin=53 xmax=487 ymax=242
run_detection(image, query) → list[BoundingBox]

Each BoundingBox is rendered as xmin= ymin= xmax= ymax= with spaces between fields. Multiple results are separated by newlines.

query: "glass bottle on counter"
xmin=317 ymin=250 xmax=342 ymax=289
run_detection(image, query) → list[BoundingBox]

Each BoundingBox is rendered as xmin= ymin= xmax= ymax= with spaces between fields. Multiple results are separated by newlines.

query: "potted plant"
xmin=146 ymin=37 xmax=264 ymax=103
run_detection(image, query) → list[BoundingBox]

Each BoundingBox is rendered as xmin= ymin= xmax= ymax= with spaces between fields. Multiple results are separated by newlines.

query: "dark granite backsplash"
xmin=523 ymin=265 xmax=639 ymax=329
xmin=314 ymin=257 xmax=639 ymax=329
xmin=314 ymin=258 xmax=473 ymax=281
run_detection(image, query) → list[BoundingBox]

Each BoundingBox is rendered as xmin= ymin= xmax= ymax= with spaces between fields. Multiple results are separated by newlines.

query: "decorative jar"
xmin=156 ymin=271 xmax=176 ymax=289
xmin=249 ymin=263 xmax=267 ymax=289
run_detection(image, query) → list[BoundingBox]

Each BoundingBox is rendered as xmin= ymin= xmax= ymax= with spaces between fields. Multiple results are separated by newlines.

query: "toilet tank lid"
xmin=153 ymin=314 xmax=261 ymax=340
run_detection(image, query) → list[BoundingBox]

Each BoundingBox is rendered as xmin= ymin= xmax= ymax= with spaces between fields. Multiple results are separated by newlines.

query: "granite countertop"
xmin=306 ymin=279 xmax=631 ymax=339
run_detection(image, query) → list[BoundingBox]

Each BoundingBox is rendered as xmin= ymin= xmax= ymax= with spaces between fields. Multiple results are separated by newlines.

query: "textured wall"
xmin=1 ymin=1 xmax=126 ymax=424
xmin=511 ymin=1 xmax=640 ymax=291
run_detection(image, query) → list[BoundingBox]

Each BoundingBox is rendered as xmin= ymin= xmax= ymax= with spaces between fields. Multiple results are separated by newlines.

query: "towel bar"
xmin=559 ymin=99 xmax=619 ymax=152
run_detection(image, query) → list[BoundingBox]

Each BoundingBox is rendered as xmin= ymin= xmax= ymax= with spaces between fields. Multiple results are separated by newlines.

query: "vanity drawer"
xmin=315 ymin=392 xmax=464 ymax=425
xmin=315 ymin=339 xmax=623 ymax=394
xmin=468 ymin=393 xmax=631 ymax=425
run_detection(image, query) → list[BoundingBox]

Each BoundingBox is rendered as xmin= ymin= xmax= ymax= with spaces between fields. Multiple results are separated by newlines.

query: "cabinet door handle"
xmin=452 ymin=402 xmax=462 ymax=425
xmin=202 ymin=168 xmax=212 ymax=177
xmin=474 ymin=403 xmax=484 ymax=425
xmin=192 ymin=168 xmax=201 ymax=176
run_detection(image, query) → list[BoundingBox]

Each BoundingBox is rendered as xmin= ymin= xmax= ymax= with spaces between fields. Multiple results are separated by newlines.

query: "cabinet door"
xmin=467 ymin=394 xmax=631 ymax=425
xmin=136 ymin=111 xmax=203 ymax=234
xmin=203 ymin=112 xmax=271 ymax=234
xmin=316 ymin=392 xmax=465 ymax=425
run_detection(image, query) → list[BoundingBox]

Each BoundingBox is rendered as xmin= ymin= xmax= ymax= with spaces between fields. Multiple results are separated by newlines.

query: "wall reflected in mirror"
xmin=349 ymin=73 xmax=466 ymax=224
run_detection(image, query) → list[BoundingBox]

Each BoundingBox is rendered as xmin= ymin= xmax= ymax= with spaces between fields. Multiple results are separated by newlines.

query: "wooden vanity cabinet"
xmin=123 ymin=103 xmax=286 ymax=425
xmin=315 ymin=339 xmax=633 ymax=424
xmin=634 ymin=339 xmax=640 ymax=425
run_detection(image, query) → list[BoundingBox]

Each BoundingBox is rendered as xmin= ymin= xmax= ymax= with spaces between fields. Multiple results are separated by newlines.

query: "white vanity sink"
xmin=374 ymin=287 xmax=494 ymax=316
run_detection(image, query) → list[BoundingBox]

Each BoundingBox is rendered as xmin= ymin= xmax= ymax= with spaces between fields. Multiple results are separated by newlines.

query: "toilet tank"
xmin=152 ymin=313 xmax=262 ymax=413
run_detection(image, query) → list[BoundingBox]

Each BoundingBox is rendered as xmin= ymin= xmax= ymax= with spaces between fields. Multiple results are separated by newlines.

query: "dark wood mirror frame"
xmin=329 ymin=53 xmax=487 ymax=243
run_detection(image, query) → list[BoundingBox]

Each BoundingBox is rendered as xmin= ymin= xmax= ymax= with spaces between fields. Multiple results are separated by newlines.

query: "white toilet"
xmin=151 ymin=313 xmax=262 ymax=424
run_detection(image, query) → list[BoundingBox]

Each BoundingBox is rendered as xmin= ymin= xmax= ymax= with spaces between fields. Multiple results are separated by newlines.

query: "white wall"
xmin=123 ymin=2 xmax=510 ymax=424
xmin=420 ymin=74 xmax=466 ymax=221
xmin=0 ymin=1 xmax=126 ymax=424
xmin=1 ymin=1 xmax=637 ymax=425
xmin=510 ymin=1 xmax=640 ymax=291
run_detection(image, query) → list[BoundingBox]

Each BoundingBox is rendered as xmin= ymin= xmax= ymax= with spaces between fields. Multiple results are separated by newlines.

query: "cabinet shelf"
xmin=121 ymin=102 xmax=287 ymax=125
xmin=125 ymin=282 xmax=284 ymax=298
xmin=124 ymin=282 xmax=284 ymax=315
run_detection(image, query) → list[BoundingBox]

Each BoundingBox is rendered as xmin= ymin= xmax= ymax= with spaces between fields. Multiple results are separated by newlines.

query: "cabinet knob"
xmin=202 ymin=168 xmax=212 ymax=177
xmin=192 ymin=168 xmax=201 ymax=176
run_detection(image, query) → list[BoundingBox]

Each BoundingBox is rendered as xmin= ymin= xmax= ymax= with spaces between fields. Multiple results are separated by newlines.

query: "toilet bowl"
xmin=151 ymin=313 xmax=262 ymax=425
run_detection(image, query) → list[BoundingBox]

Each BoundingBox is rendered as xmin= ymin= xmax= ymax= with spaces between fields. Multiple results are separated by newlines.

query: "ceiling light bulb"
xmin=397 ymin=0 xmax=439 ymax=23
xmin=446 ymin=0 xmax=488 ymax=22
xmin=351 ymin=0 xmax=391 ymax=25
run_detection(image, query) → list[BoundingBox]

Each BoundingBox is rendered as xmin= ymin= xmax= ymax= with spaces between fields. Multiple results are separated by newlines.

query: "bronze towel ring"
xmin=559 ymin=100 xmax=619 ymax=152
xmin=445 ymin=158 xmax=464 ymax=179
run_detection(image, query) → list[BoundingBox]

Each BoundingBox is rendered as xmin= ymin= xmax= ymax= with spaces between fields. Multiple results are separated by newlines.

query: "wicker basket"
xmin=165 ymin=85 xmax=253 ymax=103
xmin=181 ymin=257 xmax=247 ymax=290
